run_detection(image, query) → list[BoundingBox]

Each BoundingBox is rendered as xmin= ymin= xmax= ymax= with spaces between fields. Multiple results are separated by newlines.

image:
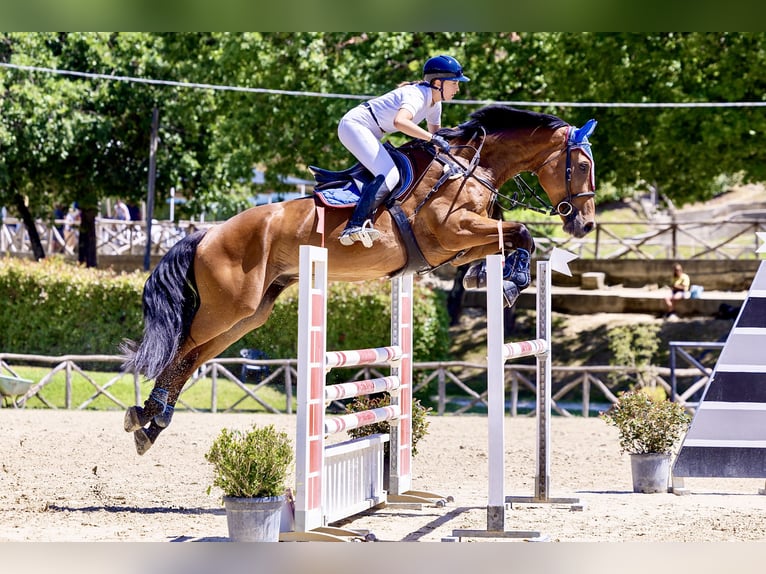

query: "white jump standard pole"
xmin=506 ymin=258 xmax=581 ymax=510
xmin=449 ymin=253 xmax=581 ymax=541
xmin=450 ymin=255 xmax=543 ymax=540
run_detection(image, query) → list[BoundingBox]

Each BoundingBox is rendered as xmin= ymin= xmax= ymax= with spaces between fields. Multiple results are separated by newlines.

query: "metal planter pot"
xmin=223 ymin=495 xmax=285 ymax=542
xmin=630 ymin=453 xmax=671 ymax=493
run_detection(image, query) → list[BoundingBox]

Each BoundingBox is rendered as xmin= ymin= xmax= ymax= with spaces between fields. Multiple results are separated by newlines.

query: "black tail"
xmin=121 ymin=230 xmax=207 ymax=379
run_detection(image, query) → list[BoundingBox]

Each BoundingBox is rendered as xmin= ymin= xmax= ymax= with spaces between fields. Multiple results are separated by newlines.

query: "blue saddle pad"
xmin=310 ymin=143 xmax=414 ymax=208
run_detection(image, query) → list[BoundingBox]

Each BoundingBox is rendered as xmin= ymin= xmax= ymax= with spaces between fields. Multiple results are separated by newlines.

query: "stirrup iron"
xmin=339 ymin=219 xmax=380 ymax=248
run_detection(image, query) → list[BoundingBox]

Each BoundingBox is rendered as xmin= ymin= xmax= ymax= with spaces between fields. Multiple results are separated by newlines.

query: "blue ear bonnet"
xmin=569 ymin=119 xmax=597 ymax=189
xmin=572 ymin=119 xmax=597 ymax=145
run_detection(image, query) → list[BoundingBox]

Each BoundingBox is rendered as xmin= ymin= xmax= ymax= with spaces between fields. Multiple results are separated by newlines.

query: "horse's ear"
xmin=572 ymin=119 xmax=597 ymax=143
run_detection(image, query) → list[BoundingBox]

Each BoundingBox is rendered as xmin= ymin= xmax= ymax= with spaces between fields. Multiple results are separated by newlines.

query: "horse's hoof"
xmin=503 ymin=248 xmax=531 ymax=290
xmin=154 ymin=405 xmax=174 ymax=428
xmin=462 ymin=261 xmax=487 ymax=290
xmin=133 ymin=428 xmax=154 ymax=455
xmin=502 ymin=280 xmax=520 ymax=308
xmin=124 ymin=406 xmax=145 ymax=433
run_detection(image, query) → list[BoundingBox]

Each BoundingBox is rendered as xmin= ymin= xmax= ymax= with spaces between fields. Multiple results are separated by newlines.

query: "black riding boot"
xmin=339 ymin=175 xmax=388 ymax=248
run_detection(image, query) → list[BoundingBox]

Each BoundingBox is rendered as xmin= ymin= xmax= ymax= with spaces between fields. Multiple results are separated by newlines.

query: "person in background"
xmin=64 ymin=202 xmax=81 ymax=250
xmin=337 ymin=54 xmax=469 ymax=248
xmin=113 ymin=199 xmax=131 ymax=221
xmin=664 ymin=262 xmax=691 ymax=318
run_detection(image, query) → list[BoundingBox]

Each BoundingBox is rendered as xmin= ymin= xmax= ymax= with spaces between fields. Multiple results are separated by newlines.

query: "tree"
xmin=1 ymin=33 xmax=228 ymax=265
xmin=3 ymin=32 xmax=766 ymax=267
xmin=208 ymin=32 xmax=766 ymax=209
xmin=0 ymin=33 xmax=89 ymax=260
xmin=532 ymin=33 xmax=766 ymax=205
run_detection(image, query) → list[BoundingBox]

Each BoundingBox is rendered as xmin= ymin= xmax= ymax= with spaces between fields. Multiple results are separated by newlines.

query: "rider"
xmin=337 ymin=55 xmax=470 ymax=248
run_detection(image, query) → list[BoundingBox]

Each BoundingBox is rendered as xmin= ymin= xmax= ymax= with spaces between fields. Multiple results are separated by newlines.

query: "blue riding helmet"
xmin=423 ymin=55 xmax=470 ymax=83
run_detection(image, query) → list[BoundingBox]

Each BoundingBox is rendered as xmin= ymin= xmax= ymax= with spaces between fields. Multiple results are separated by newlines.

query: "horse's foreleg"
xmin=434 ymin=212 xmax=535 ymax=255
xmin=453 ymin=219 xmax=534 ymax=310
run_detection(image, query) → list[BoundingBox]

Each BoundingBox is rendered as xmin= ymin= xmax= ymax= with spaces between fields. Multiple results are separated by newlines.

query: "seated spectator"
xmin=664 ymin=263 xmax=690 ymax=318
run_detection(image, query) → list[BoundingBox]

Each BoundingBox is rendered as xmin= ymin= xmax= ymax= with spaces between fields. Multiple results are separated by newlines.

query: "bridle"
xmin=508 ymin=125 xmax=596 ymax=218
xmin=416 ymin=123 xmax=596 ymax=220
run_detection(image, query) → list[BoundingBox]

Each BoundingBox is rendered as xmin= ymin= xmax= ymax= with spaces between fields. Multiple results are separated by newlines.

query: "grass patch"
xmin=6 ymin=366 xmax=288 ymax=412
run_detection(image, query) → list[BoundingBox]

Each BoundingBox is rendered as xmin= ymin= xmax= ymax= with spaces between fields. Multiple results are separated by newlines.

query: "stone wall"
xmin=558 ymin=259 xmax=761 ymax=291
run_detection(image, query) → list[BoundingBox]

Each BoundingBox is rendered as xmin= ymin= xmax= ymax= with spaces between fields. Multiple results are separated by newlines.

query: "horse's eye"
xmin=579 ymin=161 xmax=590 ymax=172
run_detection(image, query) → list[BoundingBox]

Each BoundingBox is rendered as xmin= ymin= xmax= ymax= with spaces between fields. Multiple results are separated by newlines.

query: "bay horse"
xmin=122 ymin=105 xmax=597 ymax=454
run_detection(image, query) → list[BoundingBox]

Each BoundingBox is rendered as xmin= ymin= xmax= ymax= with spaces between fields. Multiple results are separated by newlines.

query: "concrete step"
xmin=462 ymin=285 xmax=747 ymax=317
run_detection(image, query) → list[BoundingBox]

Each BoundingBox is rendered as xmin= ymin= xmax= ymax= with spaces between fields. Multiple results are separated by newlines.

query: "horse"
xmin=121 ymin=104 xmax=598 ymax=454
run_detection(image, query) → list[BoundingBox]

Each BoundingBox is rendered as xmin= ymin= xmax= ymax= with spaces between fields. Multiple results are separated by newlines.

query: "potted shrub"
xmin=601 ymin=388 xmax=691 ymax=493
xmin=205 ymin=423 xmax=293 ymax=541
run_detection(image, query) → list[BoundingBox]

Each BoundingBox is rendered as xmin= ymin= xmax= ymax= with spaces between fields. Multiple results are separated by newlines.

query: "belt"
xmin=362 ymin=102 xmax=385 ymax=133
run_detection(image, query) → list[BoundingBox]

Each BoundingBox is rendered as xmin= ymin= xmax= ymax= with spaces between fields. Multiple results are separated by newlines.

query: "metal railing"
xmin=1 ymin=352 xmax=709 ymax=416
xmin=0 ymin=217 xmax=211 ymax=258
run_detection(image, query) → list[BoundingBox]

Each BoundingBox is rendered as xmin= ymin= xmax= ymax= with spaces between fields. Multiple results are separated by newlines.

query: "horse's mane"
xmin=441 ymin=105 xmax=568 ymax=140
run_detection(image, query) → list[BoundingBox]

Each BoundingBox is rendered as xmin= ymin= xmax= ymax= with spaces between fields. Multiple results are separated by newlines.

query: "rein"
xmin=412 ymin=127 xmax=493 ymax=217
xmin=399 ymin=122 xmax=595 ymax=274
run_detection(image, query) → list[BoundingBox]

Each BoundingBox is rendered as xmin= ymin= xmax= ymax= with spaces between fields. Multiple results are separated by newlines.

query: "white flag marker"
xmin=756 ymin=232 xmax=766 ymax=254
xmin=549 ymin=247 xmax=579 ymax=276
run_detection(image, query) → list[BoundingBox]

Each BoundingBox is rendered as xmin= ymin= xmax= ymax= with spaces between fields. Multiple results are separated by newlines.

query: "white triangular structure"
xmin=756 ymin=232 xmax=766 ymax=254
xmin=549 ymin=247 xmax=578 ymax=277
xmin=673 ymin=260 xmax=766 ymax=490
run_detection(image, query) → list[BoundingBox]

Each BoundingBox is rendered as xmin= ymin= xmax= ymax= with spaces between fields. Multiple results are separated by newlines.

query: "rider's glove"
xmin=430 ymin=134 xmax=451 ymax=154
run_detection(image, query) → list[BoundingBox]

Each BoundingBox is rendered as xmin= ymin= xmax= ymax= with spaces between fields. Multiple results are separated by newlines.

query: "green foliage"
xmin=344 ymin=393 xmax=431 ymax=457
xmin=601 ymin=389 xmax=691 ymax=454
xmin=205 ymin=424 xmax=293 ymax=498
xmin=0 ymin=256 xmax=145 ymax=355
xmin=236 ymin=278 xmax=450 ymax=363
xmin=607 ymin=323 xmax=661 ymax=387
xmin=5 ymin=31 xmax=766 ymax=234
xmin=0 ymin=257 xmax=450 ymax=365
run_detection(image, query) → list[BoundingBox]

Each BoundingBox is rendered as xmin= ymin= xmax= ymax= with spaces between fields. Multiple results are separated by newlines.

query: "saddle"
xmin=309 ymin=142 xmax=418 ymax=208
xmin=308 ymin=140 xmax=460 ymax=277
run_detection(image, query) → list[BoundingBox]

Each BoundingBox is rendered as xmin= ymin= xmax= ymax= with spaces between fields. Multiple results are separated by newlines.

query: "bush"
xmin=0 ymin=257 xmax=451 ymax=364
xmin=607 ymin=323 xmax=661 ymax=387
xmin=344 ymin=393 xmax=431 ymax=457
xmin=205 ymin=424 xmax=293 ymax=498
xmin=234 ymin=278 xmax=450 ymax=363
xmin=0 ymin=256 xmax=145 ymax=356
xmin=601 ymin=389 xmax=691 ymax=455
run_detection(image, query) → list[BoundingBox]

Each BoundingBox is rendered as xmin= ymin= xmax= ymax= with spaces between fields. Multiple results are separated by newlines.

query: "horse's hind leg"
xmin=126 ymin=267 xmax=293 ymax=454
xmin=133 ymin=420 xmax=165 ymax=455
xmin=126 ymin=388 xmax=185 ymax=455
xmin=123 ymin=389 xmax=177 ymax=433
xmin=124 ymin=351 xmax=200 ymax=437
xmin=127 ymin=360 xmax=200 ymax=454
xmin=124 ymin=386 xmax=171 ymax=432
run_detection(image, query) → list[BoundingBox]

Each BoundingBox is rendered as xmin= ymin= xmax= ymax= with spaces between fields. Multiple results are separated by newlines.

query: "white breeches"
xmin=338 ymin=106 xmax=399 ymax=192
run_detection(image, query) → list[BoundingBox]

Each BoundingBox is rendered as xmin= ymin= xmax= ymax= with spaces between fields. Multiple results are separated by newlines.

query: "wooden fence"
xmin=0 ymin=352 xmax=712 ymax=416
xmin=2 ymin=217 xmax=765 ymax=261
